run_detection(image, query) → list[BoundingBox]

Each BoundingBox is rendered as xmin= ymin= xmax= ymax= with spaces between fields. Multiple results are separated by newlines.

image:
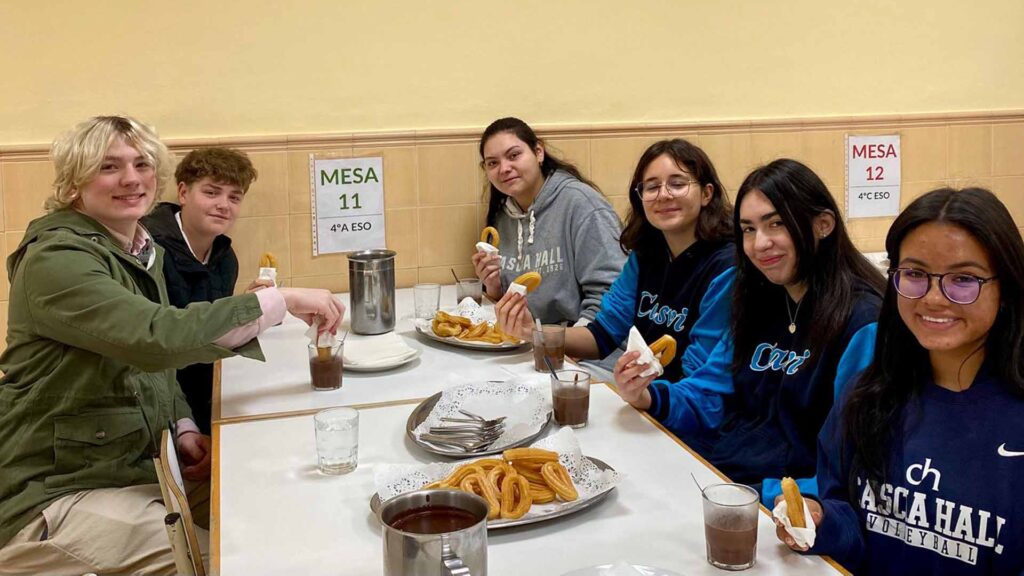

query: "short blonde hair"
xmin=47 ymin=116 xmax=172 ymax=212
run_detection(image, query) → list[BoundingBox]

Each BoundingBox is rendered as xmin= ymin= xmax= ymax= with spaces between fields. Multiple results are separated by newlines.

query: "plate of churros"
xmin=414 ymin=309 xmax=527 ymax=351
xmin=372 ymin=428 xmax=619 ymax=529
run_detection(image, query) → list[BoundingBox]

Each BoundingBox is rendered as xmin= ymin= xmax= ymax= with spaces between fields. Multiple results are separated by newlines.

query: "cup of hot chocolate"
xmin=308 ymin=341 xmax=343 ymax=391
xmin=550 ymin=369 xmax=590 ymax=428
xmin=379 ymin=489 xmax=489 ymax=576
xmin=532 ymin=324 xmax=566 ymax=373
xmin=701 ymin=483 xmax=759 ymax=570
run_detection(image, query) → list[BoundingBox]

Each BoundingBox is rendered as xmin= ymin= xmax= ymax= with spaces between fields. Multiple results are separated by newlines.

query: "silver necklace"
xmin=785 ymin=294 xmax=804 ymax=335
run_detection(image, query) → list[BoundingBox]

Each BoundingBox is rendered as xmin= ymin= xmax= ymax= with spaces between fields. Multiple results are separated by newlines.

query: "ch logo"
xmin=906 ymin=458 xmax=942 ymax=491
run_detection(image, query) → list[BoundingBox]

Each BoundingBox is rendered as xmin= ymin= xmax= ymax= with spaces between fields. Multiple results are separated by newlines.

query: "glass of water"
xmin=413 ymin=283 xmax=441 ymax=319
xmin=314 ymin=407 xmax=359 ymax=475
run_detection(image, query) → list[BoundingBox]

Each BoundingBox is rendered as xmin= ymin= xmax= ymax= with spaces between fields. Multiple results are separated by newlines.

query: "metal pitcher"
xmin=347 ymin=249 xmax=396 ymax=335
xmin=379 ymin=489 xmax=488 ymax=576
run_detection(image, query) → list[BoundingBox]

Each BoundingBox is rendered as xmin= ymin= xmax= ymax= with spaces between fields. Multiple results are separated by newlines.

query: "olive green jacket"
xmin=0 ymin=209 xmax=265 ymax=546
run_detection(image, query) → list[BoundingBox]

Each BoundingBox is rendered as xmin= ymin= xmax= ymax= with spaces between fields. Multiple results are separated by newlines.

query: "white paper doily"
xmin=413 ymin=378 xmax=551 ymax=450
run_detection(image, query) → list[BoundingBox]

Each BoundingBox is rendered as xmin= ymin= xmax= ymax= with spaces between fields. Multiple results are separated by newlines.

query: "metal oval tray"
xmin=414 ymin=321 xmax=529 ymax=351
xmin=406 ymin=391 xmax=552 ymax=458
xmin=370 ymin=456 xmax=616 ymax=530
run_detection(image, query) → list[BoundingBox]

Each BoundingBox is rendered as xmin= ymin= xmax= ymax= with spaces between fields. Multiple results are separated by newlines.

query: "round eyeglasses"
xmin=633 ymin=178 xmax=698 ymax=202
xmin=889 ymin=268 xmax=997 ymax=305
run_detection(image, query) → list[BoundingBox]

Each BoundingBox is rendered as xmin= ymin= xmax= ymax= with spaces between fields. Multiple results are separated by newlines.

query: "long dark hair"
xmin=479 ymin=117 xmax=599 ymax=226
xmin=843 ymin=188 xmax=1024 ymax=486
xmin=731 ymin=159 xmax=885 ymax=372
xmin=619 ymin=139 xmax=733 ymax=256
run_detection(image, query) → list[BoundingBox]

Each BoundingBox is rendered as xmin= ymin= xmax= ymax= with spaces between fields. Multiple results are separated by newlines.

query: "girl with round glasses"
xmin=643 ymin=158 xmax=885 ymax=508
xmin=496 ymin=138 xmax=734 ymax=383
xmin=784 ymin=188 xmax=1024 ymax=574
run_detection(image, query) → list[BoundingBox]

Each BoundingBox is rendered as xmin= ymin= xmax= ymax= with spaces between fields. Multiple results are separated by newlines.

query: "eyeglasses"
xmin=633 ymin=178 xmax=698 ymax=202
xmin=889 ymin=268 xmax=997 ymax=305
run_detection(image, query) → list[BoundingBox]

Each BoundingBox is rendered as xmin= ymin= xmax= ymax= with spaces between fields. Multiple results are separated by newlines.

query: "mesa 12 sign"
xmin=310 ymin=156 xmax=385 ymax=255
xmin=846 ymin=135 xmax=901 ymax=219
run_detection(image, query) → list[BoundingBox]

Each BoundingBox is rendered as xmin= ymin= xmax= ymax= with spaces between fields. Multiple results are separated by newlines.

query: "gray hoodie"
xmin=493 ymin=169 xmax=626 ymax=325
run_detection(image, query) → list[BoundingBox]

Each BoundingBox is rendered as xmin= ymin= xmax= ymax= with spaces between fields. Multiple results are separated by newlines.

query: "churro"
xmin=540 ymin=461 xmax=578 ymax=502
xmin=781 ymin=477 xmax=806 ymax=528
xmin=480 ymin=226 xmax=500 ymax=247
xmin=500 ymin=474 xmax=533 ymax=520
xmin=650 ymin=335 xmax=677 ymax=367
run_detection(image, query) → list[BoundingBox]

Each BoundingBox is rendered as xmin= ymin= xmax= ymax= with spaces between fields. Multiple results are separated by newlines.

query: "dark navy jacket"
xmin=649 ymin=280 xmax=881 ymax=506
xmin=587 ymin=241 xmax=734 ymax=382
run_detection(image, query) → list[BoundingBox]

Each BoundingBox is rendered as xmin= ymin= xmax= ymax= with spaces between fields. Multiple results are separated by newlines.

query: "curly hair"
xmin=174 ymin=147 xmax=258 ymax=192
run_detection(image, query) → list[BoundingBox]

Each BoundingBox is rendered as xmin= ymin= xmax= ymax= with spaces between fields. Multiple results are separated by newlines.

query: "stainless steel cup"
xmin=348 ymin=249 xmax=396 ymax=334
xmin=379 ymin=489 xmax=488 ymax=576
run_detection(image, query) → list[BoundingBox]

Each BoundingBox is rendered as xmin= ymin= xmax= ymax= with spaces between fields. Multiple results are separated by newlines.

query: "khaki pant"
xmin=0 ymin=483 xmax=209 ymax=576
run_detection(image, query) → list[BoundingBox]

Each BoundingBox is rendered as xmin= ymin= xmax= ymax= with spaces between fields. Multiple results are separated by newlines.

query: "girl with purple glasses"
xmin=782 ymin=188 xmax=1024 ymax=575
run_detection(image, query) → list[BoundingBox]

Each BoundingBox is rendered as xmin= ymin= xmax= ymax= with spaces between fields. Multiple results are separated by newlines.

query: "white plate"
xmin=562 ymin=564 xmax=686 ymax=576
xmin=344 ymin=349 xmax=420 ymax=372
xmin=414 ymin=319 xmax=528 ymax=351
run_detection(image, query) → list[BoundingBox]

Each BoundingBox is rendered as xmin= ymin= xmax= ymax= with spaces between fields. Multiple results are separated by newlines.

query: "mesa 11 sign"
xmin=310 ymin=156 xmax=385 ymax=255
xmin=846 ymin=135 xmax=901 ymax=219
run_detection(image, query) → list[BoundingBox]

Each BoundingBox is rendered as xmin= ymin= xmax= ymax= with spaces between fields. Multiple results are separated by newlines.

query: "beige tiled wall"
xmin=1 ymin=115 xmax=1022 ymax=352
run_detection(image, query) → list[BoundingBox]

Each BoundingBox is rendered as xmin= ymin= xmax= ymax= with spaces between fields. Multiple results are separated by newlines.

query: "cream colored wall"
xmin=1 ymin=1 xmax=1023 ymax=143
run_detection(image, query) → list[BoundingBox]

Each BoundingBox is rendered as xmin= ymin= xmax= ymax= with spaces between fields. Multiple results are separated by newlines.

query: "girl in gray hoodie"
xmin=472 ymin=117 xmax=625 ymax=326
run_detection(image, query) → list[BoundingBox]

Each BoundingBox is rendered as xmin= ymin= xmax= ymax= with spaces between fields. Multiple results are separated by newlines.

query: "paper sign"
xmin=846 ymin=135 xmax=901 ymax=218
xmin=311 ymin=156 xmax=385 ymax=255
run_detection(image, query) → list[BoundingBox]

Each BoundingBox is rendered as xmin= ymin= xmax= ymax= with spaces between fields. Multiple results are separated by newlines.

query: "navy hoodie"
xmin=587 ymin=240 xmax=734 ymax=382
xmin=812 ymin=370 xmax=1024 ymax=575
xmin=648 ymin=281 xmax=881 ymax=506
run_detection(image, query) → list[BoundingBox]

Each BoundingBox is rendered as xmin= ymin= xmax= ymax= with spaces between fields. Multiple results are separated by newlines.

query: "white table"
xmin=216 ymin=286 xmax=540 ymax=422
xmin=214 ymin=384 xmax=842 ymax=575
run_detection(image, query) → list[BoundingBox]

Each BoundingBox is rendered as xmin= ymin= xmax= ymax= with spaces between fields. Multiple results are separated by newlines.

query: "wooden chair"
xmin=153 ymin=428 xmax=207 ymax=576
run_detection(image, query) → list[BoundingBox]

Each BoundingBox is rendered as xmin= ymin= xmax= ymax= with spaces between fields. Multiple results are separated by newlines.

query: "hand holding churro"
xmin=507 ymin=271 xmax=542 ymax=296
xmin=772 ymin=477 xmax=821 ymax=551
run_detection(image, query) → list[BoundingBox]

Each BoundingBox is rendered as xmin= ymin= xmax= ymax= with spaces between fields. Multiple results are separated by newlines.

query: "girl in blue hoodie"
xmin=626 ymin=159 xmax=885 ymax=507
xmin=496 ymin=138 xmax=735 ymax=384
xmin=785 ymin=188 xmax=1024 ymax=575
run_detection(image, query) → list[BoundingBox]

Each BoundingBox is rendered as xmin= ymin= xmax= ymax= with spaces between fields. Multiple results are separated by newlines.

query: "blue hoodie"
xmin=648 ymin=281 xmax=881 ymax=506
xmin=811 ymin=370 xmax=1024 ymax=575
xmin=586 ymin=241 xmax=734 ymax=382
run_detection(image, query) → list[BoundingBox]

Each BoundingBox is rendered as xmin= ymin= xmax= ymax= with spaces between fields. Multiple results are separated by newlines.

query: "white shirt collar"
xmin=175 ymin=211 xmax=209 ymax=265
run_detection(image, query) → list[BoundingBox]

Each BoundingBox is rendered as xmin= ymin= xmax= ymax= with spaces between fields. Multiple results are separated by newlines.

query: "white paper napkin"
xmin=343 ymin=332 xmax=416 ymax=366
xmin=303 ymin=319 xmax=336 ymax=349
xmin=257 ymin=266 xmax=278 ymax=286
xmin=626 ymin=326 xmax=663 ymax=378
xmin=454 ymin=298 xmax=491 ymax=325
xmin=475 ymin=241 xmax=499 ymax=254
xmin=507 ymin=282 xmax=527 ymax=296
xmin=772 ymin=498 xmax=817 ymax=548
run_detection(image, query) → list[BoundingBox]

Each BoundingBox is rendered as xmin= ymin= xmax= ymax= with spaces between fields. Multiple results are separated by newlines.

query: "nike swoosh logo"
xmin=997 ymin=443 xmax=1024 ymax=457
